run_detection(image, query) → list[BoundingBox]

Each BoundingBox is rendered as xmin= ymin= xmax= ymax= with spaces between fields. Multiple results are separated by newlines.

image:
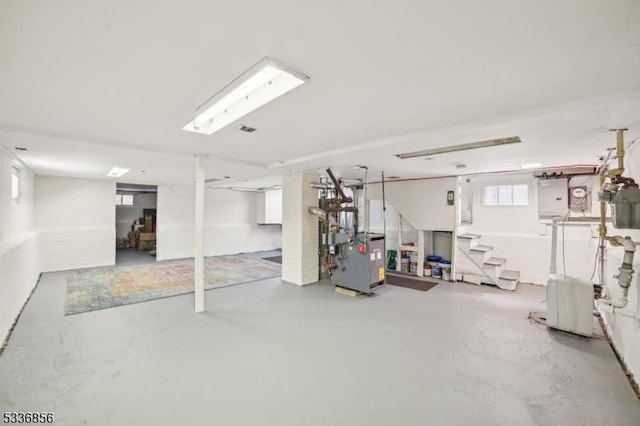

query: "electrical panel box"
xmin=569 ymin=186 xmax=591 ymax=213
xmin=537 ymin=178 xmax=568 ymax=217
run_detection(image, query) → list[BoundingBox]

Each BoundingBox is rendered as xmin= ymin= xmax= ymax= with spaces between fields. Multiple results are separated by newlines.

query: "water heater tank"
xmin=611 ymin=187 xmax=640 ymax=229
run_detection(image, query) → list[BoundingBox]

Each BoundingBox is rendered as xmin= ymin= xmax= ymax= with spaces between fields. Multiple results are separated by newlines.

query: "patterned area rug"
xmin=65 ymin=255 xmax=281 ymax=315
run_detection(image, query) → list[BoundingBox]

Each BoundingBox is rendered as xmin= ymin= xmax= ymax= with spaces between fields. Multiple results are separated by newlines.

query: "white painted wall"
xmin=36 ymin=176 xmax=116 ymax=271
xmin=601 ymin=144 xmax=640 ymax=384
xmin=156 ymin=185 xmax=281 ymax=261
xmin=466 ymin=173 xmax=599 ymax=284
xmin=368 ymin=178 xmax=457 ymax=231
xmin=368 ymin=199 xmax=398 ymax=250
xmin=116 ymin=192 xmax=157 ymax=238
xmin=256 ymin=189 xmax=283 ymax=224
xmin=366 ymin=178 xmax=458 ymax=274
xmin=0 ymin=149 xmax=39 ymax=343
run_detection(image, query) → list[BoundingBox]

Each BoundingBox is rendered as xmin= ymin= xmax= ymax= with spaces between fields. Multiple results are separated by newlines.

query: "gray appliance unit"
xmin=331 ymin=233 xmax=385 ymax=293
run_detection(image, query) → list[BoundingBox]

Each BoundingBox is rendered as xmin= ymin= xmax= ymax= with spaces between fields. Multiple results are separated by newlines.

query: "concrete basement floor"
xmin=1 ymin=273 xmax=639 ymax=425
xmin=115 ymin=248 xmax=157 ymax=266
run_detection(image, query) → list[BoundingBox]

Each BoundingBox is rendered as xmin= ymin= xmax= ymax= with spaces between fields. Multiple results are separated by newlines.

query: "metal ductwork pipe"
xmin=308 ymin=207 xmax=327 ymax=222
xmin=326 ymin=168 xmax=352 ymax=203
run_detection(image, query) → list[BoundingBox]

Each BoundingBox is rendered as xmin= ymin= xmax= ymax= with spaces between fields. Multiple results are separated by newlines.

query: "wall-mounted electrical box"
xmin=537 ymin=178 xmax=568 ymax=217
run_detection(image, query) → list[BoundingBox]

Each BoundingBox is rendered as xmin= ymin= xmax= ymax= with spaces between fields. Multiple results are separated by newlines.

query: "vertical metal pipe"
xmin=617 ymin=129 xmax=625 ymax=172
xmin=550 ymin=218 xmax=559 ymax=274
xmin=599 ymin=173 xmax=607 ymax=239
xmin=382 ymin=171 xmax=387 ymax=238
xmin=364 ymin=168 xmax=369 ymax=244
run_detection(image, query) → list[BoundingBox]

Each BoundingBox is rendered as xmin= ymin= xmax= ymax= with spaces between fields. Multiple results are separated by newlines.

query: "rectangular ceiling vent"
xmin=396 ymin=136 xmax=521 ymax=159
xmin=239 ymin=125 xmax=257 ymax=133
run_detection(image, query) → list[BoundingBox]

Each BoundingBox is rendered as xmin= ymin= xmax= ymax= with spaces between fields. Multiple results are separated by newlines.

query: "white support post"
xmin=396 ymin=214 xmax=402 ymax=272
xmin=194 ymin=154 xmax=206 ymax=312
xmin=417 ymin=231 xmax=424 ymax=277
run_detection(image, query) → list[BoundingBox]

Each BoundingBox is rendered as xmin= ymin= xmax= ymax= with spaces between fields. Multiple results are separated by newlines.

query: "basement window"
xmin=483 ymin=184 xmax=528 ymax=206
xmin=115 ymin=194 xmax=134 ymax=206
xmin=11 ymin=166 xmax=20 ymax=202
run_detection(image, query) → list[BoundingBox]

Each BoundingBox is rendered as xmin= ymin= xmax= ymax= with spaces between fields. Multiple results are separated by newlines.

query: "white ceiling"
xmin=1 ymin=0 xmax=640 ymax=187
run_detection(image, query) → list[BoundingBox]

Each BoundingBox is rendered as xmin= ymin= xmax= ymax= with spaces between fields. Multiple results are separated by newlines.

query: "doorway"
xmin=115 ymin=183 xmax=158 ymax=266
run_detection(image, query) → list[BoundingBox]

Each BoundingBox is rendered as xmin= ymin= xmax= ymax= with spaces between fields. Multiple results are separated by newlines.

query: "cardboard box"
xmin=137 ymin=232 xmax=156 ymax=251
xmin=139 ymin=232 xmax=156 ymax=241
xmin=128 ymin=231 xmax=138 ymax=249
xmin=144 ymin=214 xmax=153 ymax=233
xmin=116 ymin=239 xmax=130 ymax=249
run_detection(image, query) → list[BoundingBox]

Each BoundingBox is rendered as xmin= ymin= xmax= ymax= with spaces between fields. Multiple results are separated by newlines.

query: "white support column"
xmin=396 ymin=214 xmax=402 ymax=272
xmin=417 ymin=230 xmax=424 ymax=277
xmin=282 ymin=171 xmax=319 ymax=285
xmin=194 ymin=154 xmax=206 ymax=312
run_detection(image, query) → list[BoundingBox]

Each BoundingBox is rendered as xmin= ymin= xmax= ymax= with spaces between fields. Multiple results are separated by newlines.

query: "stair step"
xmin=461 ymin=273 xmax=483 ymax=285
xmin=499 ymin=270 xmax=520 ymax=281
xmin=485 ymin=257 xmax=506 ymax=266
xmin=470 ymin=245 xmax=492 ymax=253
xmin=458 ymin=233 xmax=481 ymax=240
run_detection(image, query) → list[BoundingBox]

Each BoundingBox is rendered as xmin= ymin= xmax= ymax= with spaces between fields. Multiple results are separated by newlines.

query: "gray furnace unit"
xmin=330 ymin=233 xmax=386 ymax=293
xmin=310 ymin=167 xmax=386 ymax=294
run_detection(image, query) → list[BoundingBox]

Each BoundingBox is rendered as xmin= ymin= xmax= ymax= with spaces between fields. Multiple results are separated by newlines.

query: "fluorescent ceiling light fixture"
xmin=107 ymin=167 xmax=130 ymax=177
xmin=183 ymin=57 xmax=309 ymax=135
xmin=396 ymin=136 xmax=521 ymax=159
xmin=520 ymin=162 xmax=543 ymax=169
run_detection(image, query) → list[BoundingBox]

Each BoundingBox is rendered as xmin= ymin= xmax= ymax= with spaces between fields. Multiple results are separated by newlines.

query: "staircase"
xmin=456 ymin=234 xmax=520 ymax=291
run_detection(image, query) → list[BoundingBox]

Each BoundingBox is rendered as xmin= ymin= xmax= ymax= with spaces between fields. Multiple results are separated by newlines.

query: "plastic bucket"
xmin=424 ymin=264 xmax=432 ymax=276
xmin=432 ymin=266 xmax=442 ymax=278
xmin=426 ymin=255 xmax=441 ymax=267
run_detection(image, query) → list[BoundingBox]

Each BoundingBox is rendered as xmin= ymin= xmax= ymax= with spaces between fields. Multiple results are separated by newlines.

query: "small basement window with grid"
xmin=483 ymin=184 xmax=528 ymax=206
xmin=115 ymin=193 xmax=134 ymax=206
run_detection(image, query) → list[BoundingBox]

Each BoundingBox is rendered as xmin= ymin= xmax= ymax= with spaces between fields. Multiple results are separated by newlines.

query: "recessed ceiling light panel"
xmin=107 ymin=167 xmax=130 ymax=177
xmin=397 ymin=136 xmax=521 ymax=159
xmin=183 ymin=57 xmax=309 ymax=136
xmin=520 ymin=162 xmax=543 ymax=169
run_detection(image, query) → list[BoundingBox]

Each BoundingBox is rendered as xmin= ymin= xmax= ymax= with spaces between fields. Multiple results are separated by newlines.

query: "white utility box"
xmin=538 ymin=178 xmax=568 ymax=217
xmin=546 ymin=274 xmax=593 ymax=337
